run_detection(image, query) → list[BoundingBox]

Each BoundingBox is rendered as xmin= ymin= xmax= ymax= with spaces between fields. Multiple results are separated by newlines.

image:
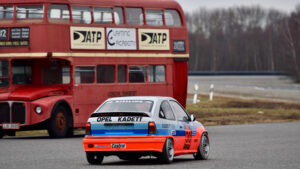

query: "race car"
xmin=82 ymin=96 xmax=210 ymax=164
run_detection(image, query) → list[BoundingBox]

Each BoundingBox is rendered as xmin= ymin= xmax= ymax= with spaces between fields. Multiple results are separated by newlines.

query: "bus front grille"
xmin=0 ymin=102 xmax=26 ymax=125
xmin=12 ymin=103 xmax=26 ymax=124
xmin=0 ymin=103 xmax=10 ymax=123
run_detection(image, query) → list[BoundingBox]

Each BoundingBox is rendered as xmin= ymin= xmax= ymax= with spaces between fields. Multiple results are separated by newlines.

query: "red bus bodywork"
xmin=0 ymin=0 xmax=189 ymax=137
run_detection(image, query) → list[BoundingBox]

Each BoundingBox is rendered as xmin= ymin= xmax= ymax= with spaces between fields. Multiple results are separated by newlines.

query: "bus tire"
xmin=0 ymin=129 xmax=4 ymax=139
xmin=47 ymin=106 xmax=70 ymax=138
xmin=86 ymin=152 xmax=104 ymax=165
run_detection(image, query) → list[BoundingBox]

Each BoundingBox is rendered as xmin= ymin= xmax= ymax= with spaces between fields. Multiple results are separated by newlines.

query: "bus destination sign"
xmin=0 ymin=28 xmax=8 ymax=40
xmin=0 ymin=27 xmax=30 ymax=47
xmin=10 ymin=27 xmax=30 ymax=40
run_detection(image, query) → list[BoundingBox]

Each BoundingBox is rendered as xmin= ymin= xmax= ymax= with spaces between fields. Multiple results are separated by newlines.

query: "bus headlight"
xmin=35 ymin=106 xmax=42 ymax=114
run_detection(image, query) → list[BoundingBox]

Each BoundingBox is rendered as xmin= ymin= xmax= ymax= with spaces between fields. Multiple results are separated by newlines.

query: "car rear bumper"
xmin=83 ymin=136 xmax=166 ymax=152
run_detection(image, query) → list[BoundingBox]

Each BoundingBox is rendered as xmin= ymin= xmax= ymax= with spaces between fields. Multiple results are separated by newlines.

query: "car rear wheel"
xmin=47 ymin=106 xmax=71 ymax=138
xmin=194 ymin=132 xmax=210 ymax=160
xmin=86 ymin=152 xmax=104 ymax=165
xmin=159 ymin=138 xmax=174 ymax=164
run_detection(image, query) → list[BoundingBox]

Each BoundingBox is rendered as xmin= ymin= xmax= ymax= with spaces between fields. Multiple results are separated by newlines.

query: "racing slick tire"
xmin=194 ymin=132 xmax=210 ymax=160
xmin=159 ymin=138 xmax=174 ymax=164
xmin=86 ymin=152 xmax=104 ymax=165
xmin=47 ymin=106 xmax=71 ymax=138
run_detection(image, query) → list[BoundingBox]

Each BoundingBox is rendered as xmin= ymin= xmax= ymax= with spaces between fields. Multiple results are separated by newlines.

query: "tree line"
xmin=186 ymin=5 xmax=300 ymax=81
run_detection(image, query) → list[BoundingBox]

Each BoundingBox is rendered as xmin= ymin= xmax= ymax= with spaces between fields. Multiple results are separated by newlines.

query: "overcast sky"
xmin=176 ymin=0 xmax=300 ymax=13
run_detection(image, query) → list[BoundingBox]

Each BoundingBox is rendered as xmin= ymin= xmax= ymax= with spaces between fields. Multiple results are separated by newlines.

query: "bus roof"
xmin=0 ymin=0 xmax=182 ymax=10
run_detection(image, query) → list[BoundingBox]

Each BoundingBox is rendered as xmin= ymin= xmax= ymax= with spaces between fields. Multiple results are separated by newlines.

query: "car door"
xmin=157 ymin=101 xmax=179 ymax=149
xmin=169 ymin=100 xmax=196 ymax=151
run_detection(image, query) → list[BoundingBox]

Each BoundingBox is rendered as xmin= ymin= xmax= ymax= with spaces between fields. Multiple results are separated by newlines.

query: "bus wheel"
xmin=86 ymin=152 xmax=104 ymax=165
xmin=0 ymin=129 xmax=4 ymax=139
xmin=48 ymin=106 xmax=70 ymax=138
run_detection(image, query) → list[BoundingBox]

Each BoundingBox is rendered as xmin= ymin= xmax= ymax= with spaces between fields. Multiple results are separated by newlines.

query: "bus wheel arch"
xmin=47 ymin=100 xmax=73 ymax=138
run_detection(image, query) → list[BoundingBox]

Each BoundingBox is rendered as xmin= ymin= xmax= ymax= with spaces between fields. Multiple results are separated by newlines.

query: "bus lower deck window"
xmin=149 ymin=65 xmax=165 ymax=82
xmin=97 ymin=65 xmax=115 ymax=83
xmin=12 ymin=60 xmax=32 ymax=85
xmin=126 ymin=8 xmax=144 ymax=25
xmin=146 ymin=10 xmax=163 ymax=26
xmin=17 ymin=5 xmax=44 ymax=21
xmin=75 ymin=66 xmax=95 ymax=84
xmin=0 ymin=60 xmax=9 ymax=87
xmin=165 ymin=10 xmax=182 ymax=27
xmin=72 ymin=6 xmax=91 ymax=24
xmin=48 ymin=4 xmax=70 ymax=23
xmin=118 ymin=65 xmax=126 ymax=83
xmin=129 ymin=66 xmax=146 ymax=83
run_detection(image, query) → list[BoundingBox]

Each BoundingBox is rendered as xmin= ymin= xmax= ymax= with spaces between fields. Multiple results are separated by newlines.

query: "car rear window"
xmin=96 ymin=100 xmax=153 ymax=113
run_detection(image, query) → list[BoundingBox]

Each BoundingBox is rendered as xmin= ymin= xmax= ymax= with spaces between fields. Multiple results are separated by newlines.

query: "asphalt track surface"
xmin=1 ymin=122 xmax=300 ymax=169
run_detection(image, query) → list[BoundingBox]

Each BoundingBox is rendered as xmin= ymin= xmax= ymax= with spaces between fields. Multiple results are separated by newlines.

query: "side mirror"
xmin=190 ymin=114 xmax=196 ymax=121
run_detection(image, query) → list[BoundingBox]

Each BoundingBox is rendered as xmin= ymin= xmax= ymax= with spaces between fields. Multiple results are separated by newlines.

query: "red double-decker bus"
xmin=0 ymin=0 xmax=189 ymax=138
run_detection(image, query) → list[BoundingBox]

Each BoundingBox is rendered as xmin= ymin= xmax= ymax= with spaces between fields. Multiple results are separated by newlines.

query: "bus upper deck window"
xmin=0 ymin=6 xmax=13 ymax=23
xmin=126 ymin=8 xmax=144 ymax=25
xmin=114 ymin=7 xmax=124 ymax=25
xmin=17 ymin=5 xmax=44 ymax=22
xmin=48 ymin=4 xmax=70 ymax=23
xmin=164 ymin=10 xmax=181 ymax=27
xmin=72 ymin=6 xmax=91 ymax=24
xmin=94 ymin=7 xmax=113 ymax=24
xmin=146 ymin=10 xmax=163 ymax=26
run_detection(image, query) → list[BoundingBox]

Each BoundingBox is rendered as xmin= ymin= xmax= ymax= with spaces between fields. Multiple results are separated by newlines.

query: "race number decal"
xmin=183 ymin=125 xmax=192 ymax=150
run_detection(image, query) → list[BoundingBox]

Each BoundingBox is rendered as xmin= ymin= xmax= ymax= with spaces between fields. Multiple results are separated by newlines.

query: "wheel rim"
xmin=167 ymin=139 xmax=174 ymax=160
xmin=56 ymin=112 xmax=66 ymax=131
xmin=201 ymin=135 xmax=210 ymax=156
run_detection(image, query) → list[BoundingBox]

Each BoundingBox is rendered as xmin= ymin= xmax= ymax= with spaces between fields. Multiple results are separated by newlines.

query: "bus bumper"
xmin=83 ymin=136 xmax=166 ymax=152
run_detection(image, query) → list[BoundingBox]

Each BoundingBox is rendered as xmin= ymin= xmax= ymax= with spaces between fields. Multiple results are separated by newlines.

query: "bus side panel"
xmin=173 ymin=61 xmax=188 ymax=108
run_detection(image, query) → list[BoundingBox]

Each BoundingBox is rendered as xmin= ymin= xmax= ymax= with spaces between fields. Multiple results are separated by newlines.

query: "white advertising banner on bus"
xmin=70 ymin=27 xmax=105 ymax=50
xmin=106 ymin=28 xmax=137 ymax=50
xmin=138 ymin=29 xmax=170 ymax=50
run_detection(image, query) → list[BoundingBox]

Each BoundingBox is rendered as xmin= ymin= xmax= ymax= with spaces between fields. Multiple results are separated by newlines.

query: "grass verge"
xmin=187 ymin=94 xmax=300 ymax=126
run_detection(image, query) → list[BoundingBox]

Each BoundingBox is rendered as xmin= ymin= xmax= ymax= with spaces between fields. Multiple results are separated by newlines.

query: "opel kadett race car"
xmin=82 ymin=96 xmax=210 ymax=164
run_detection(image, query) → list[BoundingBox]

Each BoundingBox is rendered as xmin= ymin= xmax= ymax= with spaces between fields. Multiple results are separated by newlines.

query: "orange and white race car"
xmin=82 ymin=96 xmax=209 ymax=164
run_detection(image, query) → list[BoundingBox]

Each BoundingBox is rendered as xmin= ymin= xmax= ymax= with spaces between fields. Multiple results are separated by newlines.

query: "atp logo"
xmin=73 ymin=31 xmax=102 ymax=43
xmin=70 ymin=27 xmax=105 ymax=49
xmin=141 ymin=32 xmax=167 ymax=44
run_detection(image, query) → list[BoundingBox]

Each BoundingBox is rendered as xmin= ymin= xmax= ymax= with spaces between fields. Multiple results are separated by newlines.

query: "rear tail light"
xmin=85 ymin=122 xmax=91 ymax=135
xmin=148 ymin=121 xmax=157 ymax=135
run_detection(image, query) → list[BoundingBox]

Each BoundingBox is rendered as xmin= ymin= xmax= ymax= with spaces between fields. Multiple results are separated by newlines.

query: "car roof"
xmin=105 ymin=96 xmax=175 ymax=102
